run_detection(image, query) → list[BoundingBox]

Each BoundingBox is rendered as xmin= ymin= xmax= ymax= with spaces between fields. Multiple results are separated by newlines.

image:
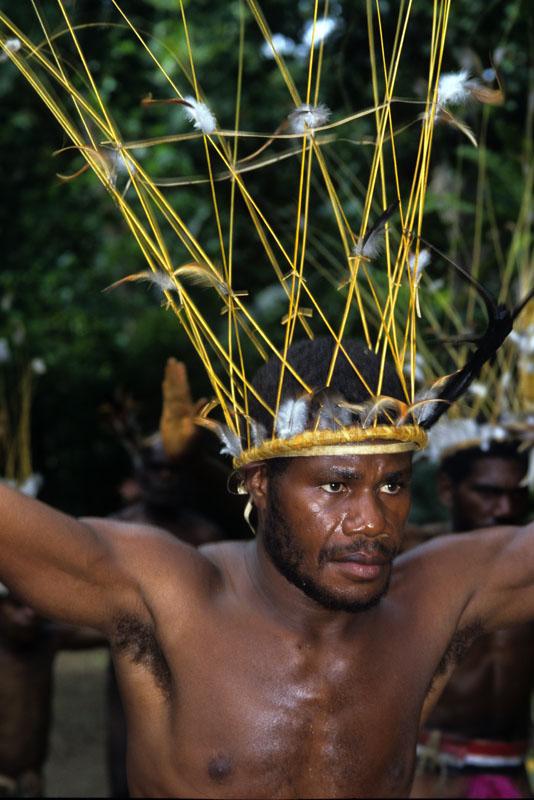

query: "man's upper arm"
xmin=0 ymin=484 xmax=162 ymax=632
xmin=458 ymin=520 xmax=534 ymax=632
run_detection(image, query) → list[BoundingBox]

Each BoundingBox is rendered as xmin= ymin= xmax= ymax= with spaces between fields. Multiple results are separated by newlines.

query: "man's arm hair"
xmin=0 ymin=483 xmax=179 ymax=634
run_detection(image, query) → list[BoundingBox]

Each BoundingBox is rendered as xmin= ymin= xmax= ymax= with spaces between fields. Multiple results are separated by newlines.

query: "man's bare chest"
xmin=119 ymin=614 xmax=426 ymax=798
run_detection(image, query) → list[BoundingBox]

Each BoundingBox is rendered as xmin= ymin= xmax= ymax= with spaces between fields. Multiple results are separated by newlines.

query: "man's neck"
xmin=244 ymin=539 xmax=363 ymax=640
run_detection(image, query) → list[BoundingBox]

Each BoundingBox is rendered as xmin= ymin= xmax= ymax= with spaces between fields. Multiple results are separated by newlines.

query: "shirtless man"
xmin=0 ymin=583 xmax=102 ymax=797
xmin=412 ymin=441 xmax=533 ymax=798
xmin=1 ymin=339 xmax=534 ymax=798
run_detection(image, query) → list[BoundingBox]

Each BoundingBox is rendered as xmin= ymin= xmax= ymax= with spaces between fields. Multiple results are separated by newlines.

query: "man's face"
xmin=441 ymin=456 xmax=529 ymax=531
xmin=258 ymin=452 xmax=412 ymax=612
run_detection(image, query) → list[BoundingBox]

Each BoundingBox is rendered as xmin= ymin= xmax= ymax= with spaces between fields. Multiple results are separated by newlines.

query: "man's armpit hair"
xmin=112 ymin=614 xmax=171 ymax=694
xmin=435 ymin=619 xmax=484 ymax=679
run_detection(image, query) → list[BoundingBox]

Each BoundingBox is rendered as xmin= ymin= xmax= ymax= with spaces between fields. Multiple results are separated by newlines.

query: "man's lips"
xmin=328 ymin=552 xmax=390 ymax=580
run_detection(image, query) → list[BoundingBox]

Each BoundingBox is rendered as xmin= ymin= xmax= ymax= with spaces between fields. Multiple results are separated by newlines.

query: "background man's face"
xmin=260 ymin=452 xmax=412 ymax=611
xmin=441 ymin=456 xmax=529 ymax=531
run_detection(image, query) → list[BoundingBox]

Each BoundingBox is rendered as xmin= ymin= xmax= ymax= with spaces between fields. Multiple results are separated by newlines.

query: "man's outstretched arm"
xmin=466 ymin=519 xmax=534 ymax=630
xmin=0 ymin=483 xmax=151 ymax=634
xmin=425 ymin=519 xmax=534 ymax=633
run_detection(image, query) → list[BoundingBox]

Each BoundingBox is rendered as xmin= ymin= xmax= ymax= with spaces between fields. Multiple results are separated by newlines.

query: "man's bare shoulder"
xmin=395 ymin=523 xmax=528 ymax=617
xmin=82 ymin=517 xmax=221 ymax=599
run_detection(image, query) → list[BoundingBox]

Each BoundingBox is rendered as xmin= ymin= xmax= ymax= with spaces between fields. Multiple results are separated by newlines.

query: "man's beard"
xmin=262 ymin=485 xmax=393 ymax=612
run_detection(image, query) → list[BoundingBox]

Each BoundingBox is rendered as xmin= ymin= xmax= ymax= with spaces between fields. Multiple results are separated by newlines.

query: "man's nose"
xmin=341 ymin=491 xmax=386 ymax=537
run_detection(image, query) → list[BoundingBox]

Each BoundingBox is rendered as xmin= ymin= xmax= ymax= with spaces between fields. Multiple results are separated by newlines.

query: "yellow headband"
xmin=233 ymin=424 xmax=427 ymax=468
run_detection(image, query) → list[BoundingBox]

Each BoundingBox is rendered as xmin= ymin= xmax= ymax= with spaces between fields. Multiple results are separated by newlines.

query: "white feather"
xmin=0 ymin=38 xmax=21 ymax=62
xmin=408 ymin=248 xmax=431 ymax=285
xmin=316 ymin=393 xmax=352 ymax=430
xmin=217 ymin=425 xmax=242 ymax=457
xmin=288 ymin=103 xmax=331 ymax=134
xmin=250 ymin=419 xmax=267 ymax=446
xmin=275 ymin=396 xmax=309 ymax=439
xmin=360 ymin=397 xmax=404 ymax=428
xmin=352 ymin=230 xmax=383 ymax=261
xmin=182 ymin=96 xmax=217 ymax=134
xmin=438 ymin=71 xmax=471 ymax=106
xmin=260 ymin=34 xmax=297 ymax=59
xmin=146 ymin=272 xmax=177 ymax=291
xmin=301 ymin=18 xmax=338 ymax=48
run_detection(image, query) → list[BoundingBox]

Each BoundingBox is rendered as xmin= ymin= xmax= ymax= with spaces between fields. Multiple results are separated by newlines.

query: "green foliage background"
xmin=0 ymin=0 xmax=531 ymax=517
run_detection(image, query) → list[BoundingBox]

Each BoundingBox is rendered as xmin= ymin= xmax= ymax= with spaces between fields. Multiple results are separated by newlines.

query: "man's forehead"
xmin=467 ymin=456 xmax=526 ymax=486
xmin=286 ymin=450 xmax=413 ymax=475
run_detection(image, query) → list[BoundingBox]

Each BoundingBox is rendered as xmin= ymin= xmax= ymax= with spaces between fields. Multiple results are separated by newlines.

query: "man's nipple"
xmin=208 ymin=753 xmax=233 ymax=782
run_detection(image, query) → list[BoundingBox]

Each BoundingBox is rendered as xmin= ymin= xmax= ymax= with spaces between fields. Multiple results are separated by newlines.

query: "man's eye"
xmin=320 ymin=482 xmax=346 ymax=494
xmin=380 ymin=482 xmax=402 ymax=495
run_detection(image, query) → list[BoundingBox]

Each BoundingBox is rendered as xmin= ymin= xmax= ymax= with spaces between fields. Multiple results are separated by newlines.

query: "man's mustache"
xmin=319 ymin=536 xmax=398 ymax=565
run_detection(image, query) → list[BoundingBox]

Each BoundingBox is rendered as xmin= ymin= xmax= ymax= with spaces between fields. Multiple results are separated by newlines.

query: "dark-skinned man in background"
xmin=409 ymin=437 xmax=533 ymax=799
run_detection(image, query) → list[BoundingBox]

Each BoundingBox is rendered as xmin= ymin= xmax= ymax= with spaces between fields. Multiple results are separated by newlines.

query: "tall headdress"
xmin=0 ymin=1 xmax=517 ymax=470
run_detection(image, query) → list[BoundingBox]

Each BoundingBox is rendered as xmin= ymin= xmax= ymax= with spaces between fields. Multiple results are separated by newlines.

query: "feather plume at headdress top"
xmin=1 ymin=2 xmax=521 ymax=470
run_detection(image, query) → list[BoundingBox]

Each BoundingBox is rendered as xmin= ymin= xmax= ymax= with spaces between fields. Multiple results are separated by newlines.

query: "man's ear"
xmin=437 ymin=470 xmax=453 ymax=509
xmin=243 ymin=463 xmax=269 ymax=512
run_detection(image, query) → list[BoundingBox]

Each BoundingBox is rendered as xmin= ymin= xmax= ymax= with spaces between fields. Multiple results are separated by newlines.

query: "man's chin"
xmin=295 ymin=571 xmax=391 ymax=612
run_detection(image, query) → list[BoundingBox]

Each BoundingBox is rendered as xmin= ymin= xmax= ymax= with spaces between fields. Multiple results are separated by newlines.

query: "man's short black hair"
xmin=440 ymin=439 xmax=528 ymax=483
xmin=250 ymin=336 xmax=405 ymax=432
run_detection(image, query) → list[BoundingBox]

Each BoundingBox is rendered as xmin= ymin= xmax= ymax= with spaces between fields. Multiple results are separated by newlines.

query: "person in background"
xmin=411 ymin=438 xmax=533 ymax=799
xmin=0 ymin=583 xmax=102 ymax=798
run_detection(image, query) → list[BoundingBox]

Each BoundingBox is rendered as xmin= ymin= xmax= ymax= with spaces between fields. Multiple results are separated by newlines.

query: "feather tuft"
xmin=315 ymin=391 xmax=352 ymax=430
xmin=217 ymin=425 xmax=242 ymax=457
xmin=250 ymin=419 xmax=267 ymax=446
xmin=275 ymin=396 xmax=310 ymax=439
xmin=438 ymin=71 xmax=471 ymax=106
xmin=353 ymin=230 xmax=383 ymax=261
xmin=182 ymin=96 xmax=217 ymax=134
xmin=361 ymin=397 xmax=406 ymax=428
xmin=0 ymin=38 xmax=22 ymax=62
xmin=288 ymin=103 xmax=331 ymax=134
xmin=408 ymin=248 xmax=431 ymax=285
xmin=103 ymin=270 xmax=176 ymax=293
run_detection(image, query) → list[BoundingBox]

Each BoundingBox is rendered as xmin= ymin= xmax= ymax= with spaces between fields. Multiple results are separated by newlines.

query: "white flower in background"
xmin=437 ymin=70 xmax=471 ymax=106
xmin=261 ymin=34 xmax=297 ymax=59
xmin=301 ymin=17 xmax=338 ymax=48
xmin=0 ymin=38 xmax=21 ymax=63
xmin=0 ymin=338 xmax=10 ymax=363
xmin=288 ymin=103 xmax=331 ymax=134
xmin=182 ymin=96 xmax=217 ymax=134
xmin=31 ymin=358 xmax=46 ymax=375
